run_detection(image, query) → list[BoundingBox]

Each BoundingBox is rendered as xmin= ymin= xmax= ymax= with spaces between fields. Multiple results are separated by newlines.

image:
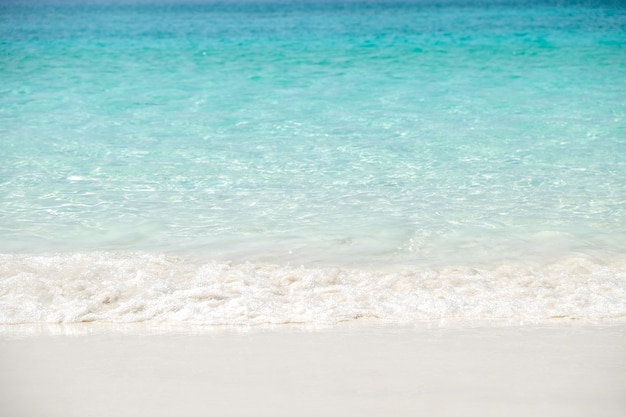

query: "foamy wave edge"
xmin=1 ymin=251 xmax=625 ymax=326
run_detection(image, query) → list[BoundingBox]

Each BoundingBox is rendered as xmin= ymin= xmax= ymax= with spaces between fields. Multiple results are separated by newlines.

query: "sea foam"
xmin=2 ymin=252 xmax=625 ymax=326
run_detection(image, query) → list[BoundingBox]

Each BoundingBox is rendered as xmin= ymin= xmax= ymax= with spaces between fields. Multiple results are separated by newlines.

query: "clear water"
xmin=1 ymin=0 xmax=626 ymax=325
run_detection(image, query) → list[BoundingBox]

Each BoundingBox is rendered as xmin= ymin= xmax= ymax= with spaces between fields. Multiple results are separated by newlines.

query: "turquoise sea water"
xmin=1 ymin=0 xmax=626 ymax=325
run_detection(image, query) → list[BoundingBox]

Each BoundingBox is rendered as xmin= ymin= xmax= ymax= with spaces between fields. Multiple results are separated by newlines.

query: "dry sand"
xmin=1 ymin=322 xmax=625 ymax=417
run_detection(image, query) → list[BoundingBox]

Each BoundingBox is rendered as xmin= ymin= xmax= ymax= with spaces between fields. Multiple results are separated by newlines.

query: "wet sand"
xmin=1 ymin=322 xmax=625 ymax=417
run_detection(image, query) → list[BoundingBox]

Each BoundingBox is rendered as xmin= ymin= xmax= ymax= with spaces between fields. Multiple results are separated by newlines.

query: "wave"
xmin=1 ymin=251 xmax=625 ymax=326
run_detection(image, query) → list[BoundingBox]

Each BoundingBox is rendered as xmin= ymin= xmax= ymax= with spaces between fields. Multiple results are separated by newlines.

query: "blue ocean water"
xmin=1 ymin=0 xmax=626 ymax=325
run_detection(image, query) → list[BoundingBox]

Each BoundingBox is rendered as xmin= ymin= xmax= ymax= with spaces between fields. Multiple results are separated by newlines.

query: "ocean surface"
xmin=1 ymin=0 xmax=626 ymax=326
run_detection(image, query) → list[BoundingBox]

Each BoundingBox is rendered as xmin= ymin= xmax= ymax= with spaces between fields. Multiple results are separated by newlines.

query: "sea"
xmin=1 ymin=0 xmax=625 ymax=327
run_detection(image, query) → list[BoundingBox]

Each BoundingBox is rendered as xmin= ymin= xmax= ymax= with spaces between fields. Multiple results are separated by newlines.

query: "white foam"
xmin=1 ymin=251 xmax=625 ymax=326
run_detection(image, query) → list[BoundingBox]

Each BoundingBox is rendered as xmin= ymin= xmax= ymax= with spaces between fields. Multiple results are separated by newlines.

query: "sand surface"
xmin=1 ymin=322 xmax=625 ymax=417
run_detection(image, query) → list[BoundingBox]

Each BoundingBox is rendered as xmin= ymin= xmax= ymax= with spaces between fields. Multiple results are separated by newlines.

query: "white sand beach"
xmin=1 ymin=322 xmax=625 ymax=417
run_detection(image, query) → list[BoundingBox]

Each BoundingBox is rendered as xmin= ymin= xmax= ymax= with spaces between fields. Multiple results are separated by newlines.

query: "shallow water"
xmin=1 ymin=0 xmax=625 ymax=324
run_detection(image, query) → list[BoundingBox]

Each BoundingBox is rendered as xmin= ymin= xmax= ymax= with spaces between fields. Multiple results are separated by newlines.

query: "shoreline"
xmin=2 ymin=321 xmax=625 ymax=417
xmin=1 ymin=317 xmax=626 ymax=337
